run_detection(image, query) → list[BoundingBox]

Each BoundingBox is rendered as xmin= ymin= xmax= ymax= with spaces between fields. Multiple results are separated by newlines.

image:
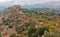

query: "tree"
xmin=36 ymin=26 xmax=49 ymax=37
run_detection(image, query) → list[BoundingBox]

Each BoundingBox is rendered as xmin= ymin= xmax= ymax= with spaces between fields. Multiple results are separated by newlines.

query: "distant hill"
xmin=22 ymin=1 xmax=60 ymax=11
xmin=0 ymin=1 xmax=60 ymax=12
xmin=0 ymin=6 xmax=7 ymax=11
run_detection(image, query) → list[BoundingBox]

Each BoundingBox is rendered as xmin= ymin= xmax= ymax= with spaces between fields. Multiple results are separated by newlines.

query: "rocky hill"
xmin=0 ymin=5 xmax=60 ymax=37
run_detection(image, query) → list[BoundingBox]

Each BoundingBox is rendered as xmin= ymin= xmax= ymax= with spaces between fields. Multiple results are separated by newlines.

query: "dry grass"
xmin=44 ymin=31 xmax=60 ymax=37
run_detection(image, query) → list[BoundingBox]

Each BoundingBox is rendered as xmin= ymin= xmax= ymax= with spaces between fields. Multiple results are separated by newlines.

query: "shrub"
xmin=15 ymin=26 xmax=21 ymax=34
xmin=10 ymin=34 xmax=16 ymax=37
xmin=28 ymin=28 xmax=37 ymax=37
xmin=8 ymin=25 xmax=13 ymax=28
xmin=0 ymin=32 xmax=2 ymax=37
xmin=24 ymin=22 xmax=31 ymax=28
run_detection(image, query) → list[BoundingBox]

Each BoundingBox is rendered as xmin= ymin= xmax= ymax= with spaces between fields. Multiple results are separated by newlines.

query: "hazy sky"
xmin=0 ymin=0 xmax=60 ymax=5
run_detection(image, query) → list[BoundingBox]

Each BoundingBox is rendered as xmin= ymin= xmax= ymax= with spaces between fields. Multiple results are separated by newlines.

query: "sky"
xmin=0 ymin=0 xmax=60 ymax=6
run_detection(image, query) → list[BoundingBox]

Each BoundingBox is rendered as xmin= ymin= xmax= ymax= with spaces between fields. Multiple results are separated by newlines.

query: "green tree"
xmin=36 ymin=26 xmax=49 ymax=37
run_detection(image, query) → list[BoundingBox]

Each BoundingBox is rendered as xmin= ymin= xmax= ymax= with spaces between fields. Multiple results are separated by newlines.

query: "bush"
xmin=8 ymin=25 xmax=13 ymax=28
xmin=10 ymin=34 xmax=16 ymax=37
xmin=15 ymin=26 xmax=24 ymax=34
xmin=24 ymin=22 xmax=35 ymax=28
xmin=0 ymin=32 xmax=2 ymax=37
xmin=15 ymin=26 xmax=21 ymax=34
xmin=28 ymin=28 xmax=37 ymax=37
xmin=24 ymin=22 xmax=31 ymax=28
